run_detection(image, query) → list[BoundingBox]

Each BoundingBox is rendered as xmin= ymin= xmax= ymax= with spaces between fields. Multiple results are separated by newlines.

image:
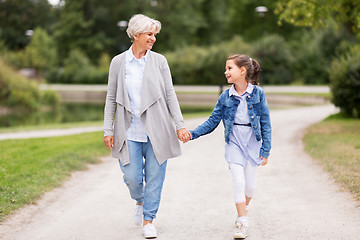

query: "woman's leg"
xmin=118 ymin=140 xmax=145 ymax=205
xmin=142 ymin=138 xmax=167 ymax=224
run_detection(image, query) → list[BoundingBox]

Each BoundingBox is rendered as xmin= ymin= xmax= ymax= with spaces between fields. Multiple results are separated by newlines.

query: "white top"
xmin=125 ymin=46 xmax=149 ymax=142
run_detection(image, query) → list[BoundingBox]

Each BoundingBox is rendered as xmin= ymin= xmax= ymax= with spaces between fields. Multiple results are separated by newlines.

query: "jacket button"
xmin=251 ymin=116 xmax=254 ymax=119
xmin=249 ymin=105 xmax=252 ymax=109
xmin=257 ymin=137 xmax=261 ymax=140
xmin=254 ymin=126 xmax=257 ymax=129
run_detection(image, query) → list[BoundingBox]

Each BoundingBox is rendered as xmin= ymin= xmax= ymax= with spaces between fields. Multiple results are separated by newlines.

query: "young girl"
xmin=187 ymin=54 xmax=271 ymax=239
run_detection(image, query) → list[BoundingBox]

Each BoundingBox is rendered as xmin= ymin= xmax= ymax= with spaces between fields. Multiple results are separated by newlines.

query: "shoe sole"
xmin=144 ymin=235 xmax=157 ymax=239
xmin=234 ymin=232 xmax=248 ymax=239
xmin=233 ymin=235 xmax=247 ymax=239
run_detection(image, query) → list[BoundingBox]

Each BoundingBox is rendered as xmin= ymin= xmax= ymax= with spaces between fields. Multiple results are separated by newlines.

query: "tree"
xmin=330 ymin=45 xmax=360 ymax=118
xmin=0 ymin=0 xmax=57 ymax=50
xmin=226 ymin=0 xmax=298 ymax=42
xmin=25 ymin=27 xmax=58 ymax=75
xmin=276 ymin=0 xmax=360 ymax=39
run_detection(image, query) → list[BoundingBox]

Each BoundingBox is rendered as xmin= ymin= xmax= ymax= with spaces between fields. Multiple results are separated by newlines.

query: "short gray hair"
xmin=126 ymin=14 xmax=161 ymax=42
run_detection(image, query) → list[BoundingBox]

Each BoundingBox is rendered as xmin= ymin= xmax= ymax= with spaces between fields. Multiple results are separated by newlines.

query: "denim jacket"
xmin=190 ymin=85 xmax=271 ymax=158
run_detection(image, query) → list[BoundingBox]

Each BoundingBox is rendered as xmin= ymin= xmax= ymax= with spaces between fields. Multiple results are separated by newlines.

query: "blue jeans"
xmin=119 ymin=138 xmax=167 ymax=222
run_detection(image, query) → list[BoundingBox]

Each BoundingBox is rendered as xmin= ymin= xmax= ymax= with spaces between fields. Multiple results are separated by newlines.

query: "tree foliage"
xmin=0 ymin=0 xmax=57 ymax=50
xmin=330 ymin=45 xmax=360 ymax=118
xmin=276 ymin=0 xmax=360 ymax=39
xmin=0 ymin=59 xmax=59 ymax=110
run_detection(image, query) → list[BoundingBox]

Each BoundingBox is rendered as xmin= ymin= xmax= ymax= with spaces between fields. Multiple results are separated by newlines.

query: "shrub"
xmin=165 ymin=34 xmax=293 ymax=86
xmin=165 ymin=36 xmax=251 ymax=85
xmin=252 ymin=34 xmax=293 ymax=85
xmin=2 ymin=28 xmax=58 ymax=75
xmin=288 ymin=24 xmax=351 ymax=85
xmin=46 ymin=49 xmax=108 ymax=84
xmin=0 ymin=59 xmax=59 ymax=111
xmin=330 ymin=44 xmax=360 ymax=118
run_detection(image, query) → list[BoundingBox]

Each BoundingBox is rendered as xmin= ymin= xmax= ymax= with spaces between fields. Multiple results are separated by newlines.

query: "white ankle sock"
xmin=238 ymin=216 xmax=249 ymax=227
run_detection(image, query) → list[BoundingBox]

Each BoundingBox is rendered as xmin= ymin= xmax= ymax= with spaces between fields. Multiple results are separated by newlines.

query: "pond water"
xmin=0 ymin=103 xmax=105 ymax=128
xmin=0 ymin=104 xmax=213 ymax=129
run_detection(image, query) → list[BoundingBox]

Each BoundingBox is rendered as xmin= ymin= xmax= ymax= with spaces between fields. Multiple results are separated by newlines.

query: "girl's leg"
xmin=229 ymin=163 xmax=249 ymax=238
xmin=244 ymin=163 xmax=257 ymax=207
xmin=229 ymin=163 xmax=246 ymax=217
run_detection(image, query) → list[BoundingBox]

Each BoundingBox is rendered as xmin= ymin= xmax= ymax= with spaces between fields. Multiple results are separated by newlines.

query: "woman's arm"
xmin=160 ymin=57 xmax=185 ymax=130
xmin=104 ymin=57 xmax=119 ymax=138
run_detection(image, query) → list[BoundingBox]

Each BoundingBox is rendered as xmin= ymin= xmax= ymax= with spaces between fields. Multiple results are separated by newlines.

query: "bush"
xmin=46 ymin=49 xmax=109 ymax=84
xmin=288 ymin=24 xmax=352 ymax=85
xmin=165 ymin=36 xmax=251 ymax=85
xmin=0 ymin=59 xmax=59 ymax=111
xmin=252 ymin=35 xmax=293 ymax=85
xmin=2 ymin=28 xmax=58 ymax=75
xmin=330 ymin=44 xmax=360 ymax=118
xmin=165 ymin=34 xmax=294 ymax=86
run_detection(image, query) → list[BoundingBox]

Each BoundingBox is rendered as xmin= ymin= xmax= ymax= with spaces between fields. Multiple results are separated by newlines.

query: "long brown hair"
xmin=227 ymin=54 xmax=261 ymax=85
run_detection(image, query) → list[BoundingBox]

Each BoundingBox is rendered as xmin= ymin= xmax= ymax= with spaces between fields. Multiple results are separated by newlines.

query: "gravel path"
xmin=0 ymin=126 xmax=103 ymax=140
xmin=1 ymin=104 xmax=360 ymax=240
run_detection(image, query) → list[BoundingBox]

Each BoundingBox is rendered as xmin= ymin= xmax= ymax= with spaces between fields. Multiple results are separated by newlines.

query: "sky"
xmin=47 ymin=0 xmax=60 ymax=6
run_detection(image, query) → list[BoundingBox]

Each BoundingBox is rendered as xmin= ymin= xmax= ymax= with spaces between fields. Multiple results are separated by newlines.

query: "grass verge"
xmin=0 ymin=131 xmax=109 ymax=221
xmin=303 ymin=113 xmax=360 ymax=200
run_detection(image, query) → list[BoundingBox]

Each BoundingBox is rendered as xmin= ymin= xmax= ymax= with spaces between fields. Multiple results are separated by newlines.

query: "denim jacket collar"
xmin=229 ymin=83 xmax=254 ymax=98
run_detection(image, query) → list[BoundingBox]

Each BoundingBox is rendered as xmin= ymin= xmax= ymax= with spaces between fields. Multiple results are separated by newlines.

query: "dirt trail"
xmin=1 ymin=104 xmax=360 ymax=240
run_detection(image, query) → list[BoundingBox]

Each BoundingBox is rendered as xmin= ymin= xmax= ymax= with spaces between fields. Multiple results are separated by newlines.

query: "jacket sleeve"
xmin=259 ymin=89 xmax=272 ymax=158
xmin=160 ymin=56 xmax=185 ymax=130
xmin=103 ymin=57 xmax=119 ymax=137
xmin=190 ymin=95 xmax=223 ymax=140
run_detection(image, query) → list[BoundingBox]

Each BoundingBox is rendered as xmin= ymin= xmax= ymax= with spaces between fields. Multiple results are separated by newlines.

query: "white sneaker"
xmin=134 ymin=205 xmax=143 ymax=226
xmin=143 ymin=223 xmax=157 ymax=239
xmin=234 ymin=224 xmax=248 ymax=239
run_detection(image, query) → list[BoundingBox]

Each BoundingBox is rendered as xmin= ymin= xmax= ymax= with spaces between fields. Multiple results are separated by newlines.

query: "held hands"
xmin=104 ymin=135 xmax=114 ymax=150
xmin=177 ymin=128 xmax=192 ymax=143
xmin=260 ymin=156 xmax=268 ymax=166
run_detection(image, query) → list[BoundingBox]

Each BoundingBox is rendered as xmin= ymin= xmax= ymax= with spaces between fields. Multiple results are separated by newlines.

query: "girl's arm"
xmin=190 ymin=95 xmax=224 ymax=140
xmin=259 ymin=90 xmax=271 ymax=158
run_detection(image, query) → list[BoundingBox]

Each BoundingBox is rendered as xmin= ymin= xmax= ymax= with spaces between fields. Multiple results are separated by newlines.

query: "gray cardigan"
xmin=104 ymin=50 xmax=185 ymax=166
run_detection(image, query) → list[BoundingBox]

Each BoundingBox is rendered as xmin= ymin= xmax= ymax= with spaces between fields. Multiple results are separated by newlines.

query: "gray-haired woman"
xmin=103 ymin=14 xmax=190 ymax=239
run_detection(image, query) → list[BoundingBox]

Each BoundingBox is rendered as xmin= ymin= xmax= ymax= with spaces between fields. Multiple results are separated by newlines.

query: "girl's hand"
xmin=260 ymin=157 xmax=268 ymax=166
xmin=104 ymin=135 xmax=114 ymax=150
xmin=177 ymin=128 xmax=192 ymax=143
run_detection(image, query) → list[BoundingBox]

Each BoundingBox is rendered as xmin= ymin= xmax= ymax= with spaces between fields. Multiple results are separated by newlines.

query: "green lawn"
xmin=303 ymin=113 xmax=360 ymax=200
xmin=0 ymin=131 xmax=109 ymax=221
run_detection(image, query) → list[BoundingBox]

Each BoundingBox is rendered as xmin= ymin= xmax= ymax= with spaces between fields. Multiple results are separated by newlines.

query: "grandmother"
xmin=103 ymin=14 xmax=190 ymax=239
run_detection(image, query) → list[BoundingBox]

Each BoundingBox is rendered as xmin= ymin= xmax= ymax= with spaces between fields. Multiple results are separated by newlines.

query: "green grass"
xmin=303 ymin=113 xmax=360 ymax=200
xmin=0 ymin=120 xmax=103 ymax=133
xmin=266 ymin=92 xmax=332 ymax=100
xmin=0 ymin=131 xmax=109 ymax=221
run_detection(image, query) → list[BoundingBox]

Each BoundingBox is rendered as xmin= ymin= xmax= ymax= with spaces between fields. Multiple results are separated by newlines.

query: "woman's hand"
xmin=260 ymin=157 xmax=268 ymax=166
xmin=177 ymin=128 xmax=192 ymax=143
xmin=104 ymin=136 xmax=114 ymax=150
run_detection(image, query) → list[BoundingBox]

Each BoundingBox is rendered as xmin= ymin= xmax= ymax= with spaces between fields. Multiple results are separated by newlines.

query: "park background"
xmin=0 ymin=0 xmax=359 ymax=223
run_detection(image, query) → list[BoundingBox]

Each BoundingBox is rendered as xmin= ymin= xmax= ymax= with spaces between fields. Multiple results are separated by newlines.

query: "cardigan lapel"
xmin=116 ymin=53 xmax=132 ymax=113
xmin=140 ymin=51 xmax=162 ymax=115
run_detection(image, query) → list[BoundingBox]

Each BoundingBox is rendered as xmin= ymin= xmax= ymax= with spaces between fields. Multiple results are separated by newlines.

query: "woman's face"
xmin=134 ymin=29 xmax=157 ymax=50
xmin=225 ymin=60 xmax=246 ymax=84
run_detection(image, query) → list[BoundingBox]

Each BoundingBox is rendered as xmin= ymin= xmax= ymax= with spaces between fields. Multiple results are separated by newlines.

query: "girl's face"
xmin=224 ymin=60 xmax=246 ymax=84
xmin=134 ymin=29 xmax=157 ymax=50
